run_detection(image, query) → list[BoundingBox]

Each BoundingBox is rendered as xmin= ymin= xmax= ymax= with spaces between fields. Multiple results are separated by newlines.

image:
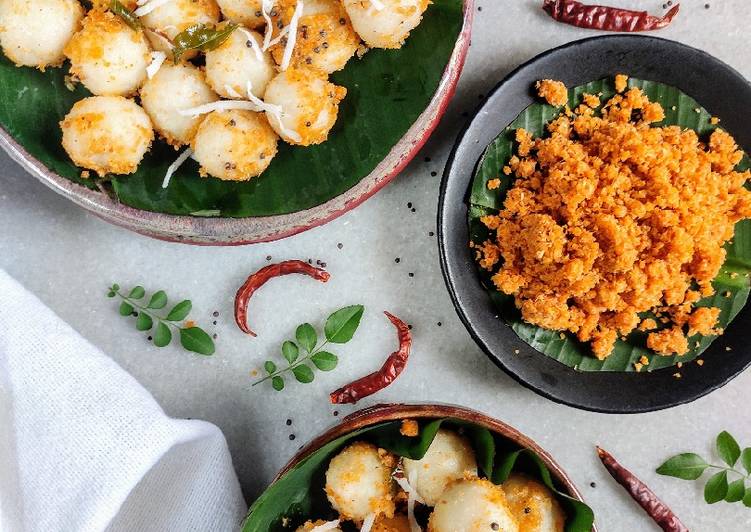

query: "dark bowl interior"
xmin=438 ymin=35 xmax=751 ymax=413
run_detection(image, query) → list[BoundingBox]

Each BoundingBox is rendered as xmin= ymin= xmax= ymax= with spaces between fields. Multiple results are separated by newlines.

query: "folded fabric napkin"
xmin=0 ymin=269 xmax=247 ymax=532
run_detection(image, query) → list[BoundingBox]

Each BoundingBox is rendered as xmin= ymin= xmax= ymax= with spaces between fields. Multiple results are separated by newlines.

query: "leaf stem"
xmin=114 ymin=290 xmax=184 ymax=331
xmin=252 ymin=340 xmax=331 ymax=386
xmin=705 ymin=464 xmax=751 ymax=479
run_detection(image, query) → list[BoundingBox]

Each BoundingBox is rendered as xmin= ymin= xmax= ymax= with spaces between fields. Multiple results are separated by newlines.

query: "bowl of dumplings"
xmin=0 ymin=0 xmax=472 ymax=243
xmin=243 ymin=404 xmax=595 ymax=532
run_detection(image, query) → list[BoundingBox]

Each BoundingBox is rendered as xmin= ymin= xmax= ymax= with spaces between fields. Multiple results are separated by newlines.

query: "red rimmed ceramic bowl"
xmin=0 ymin=1 xmax=473 ymax=246
xmin=243 ymin=403 xmax=596 ymax=531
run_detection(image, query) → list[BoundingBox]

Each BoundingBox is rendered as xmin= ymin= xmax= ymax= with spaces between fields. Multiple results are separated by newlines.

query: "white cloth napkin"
xmin=0 ymin=269 xmax=247 ymax=532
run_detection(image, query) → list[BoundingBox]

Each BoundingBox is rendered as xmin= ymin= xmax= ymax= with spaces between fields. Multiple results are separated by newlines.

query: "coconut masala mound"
xmin=475 ymin=75 xmax=751 ymax=360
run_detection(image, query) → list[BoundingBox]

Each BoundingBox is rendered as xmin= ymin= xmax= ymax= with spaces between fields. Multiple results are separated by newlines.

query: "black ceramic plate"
xmin=438 ymin=35 xmax=751 ymax=413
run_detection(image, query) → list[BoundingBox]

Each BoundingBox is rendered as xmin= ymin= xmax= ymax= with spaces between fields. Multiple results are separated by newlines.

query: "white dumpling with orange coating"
xmin=64 ymin=9 xmax=151 ymax=96
xmin=324 ymin=441 xmax=396 ymax=523
xmin=270 ymin=0 xmax=360 ymax=74
xmin=0 ymin=0 xmax=83 ymax=70
xmin=139 ymin=0 xmax=220 ymax=56
xmin=502 ymin=474 xmax=565 ymax=532
xmin=60 ymin=96 xmax=154 ymax=176
xmin=263 ymin=68 xmax=346 ymax=146
xmin=341 ymin=0 xmax=428 ymax=49
xmin=191 ymin=109 xmax=278 ymax=181
xmin=428 ymin=478 xmax=519 ymax=532
xmin=204 ymin=27 xmax=275 ymax=99
xmin=402 ymin=429 xmax=478 ymax=506
xmin=215 ymin=0 xmax=265 ymax=29
xmin=140 ymin=63 xmax=218 ymax=147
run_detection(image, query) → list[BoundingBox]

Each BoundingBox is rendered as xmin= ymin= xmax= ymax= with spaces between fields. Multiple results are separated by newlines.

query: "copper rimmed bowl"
xmin=0 ymin=2 xmax=473 ymax=246
xmin=248 ymin=403 xmax=594 ymax=530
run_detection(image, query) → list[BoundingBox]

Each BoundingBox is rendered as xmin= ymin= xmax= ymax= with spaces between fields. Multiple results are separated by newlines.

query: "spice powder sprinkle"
xmin=475 ymin=75 xmax=751 ymax=360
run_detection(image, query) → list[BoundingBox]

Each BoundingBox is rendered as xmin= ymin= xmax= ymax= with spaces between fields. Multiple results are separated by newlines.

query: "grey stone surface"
xmin=2 ymin=1 xmax=751 ymax=530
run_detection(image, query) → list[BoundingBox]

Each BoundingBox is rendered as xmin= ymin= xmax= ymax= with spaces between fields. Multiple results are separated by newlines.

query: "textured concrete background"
xmin=2 ymin=1 xmax=750 ymax=530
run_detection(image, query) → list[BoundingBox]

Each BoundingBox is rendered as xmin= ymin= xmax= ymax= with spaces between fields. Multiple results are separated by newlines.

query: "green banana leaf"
xmin=469 ymin=77 xmax=751 ymax=372
xmin=242 ymin=418 xmax=594 ymax=532
xmin=0 ymin=0 xmax=463 ymax=217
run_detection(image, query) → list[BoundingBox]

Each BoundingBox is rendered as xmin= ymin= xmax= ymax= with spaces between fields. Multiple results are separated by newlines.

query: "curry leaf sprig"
xmin=657 ymin=431 xmax=751 ymax=506
xmin=109 ymin=0 xmax=142 ymax=31
xmin=253 ymin=305 xmax=364 ymax=391
xmin=107 ymin=284 xmax=215 ymax=355
xmin=172 ymin=22 xmax=238 ymax=63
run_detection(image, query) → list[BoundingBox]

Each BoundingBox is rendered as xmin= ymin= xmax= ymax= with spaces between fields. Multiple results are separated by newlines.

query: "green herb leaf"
xmin=725 ymin=479 xmax=746 ymax=502
xmin=128 ymin=286 xmax=145 ymax=299
xmin=717 ymin=431 xmax=741 ymax=467
xmin=136 ymin=312 xmax=153 ymax=331
xmin=180 ymin=327 xmax=215 ymax=355
xmin=282 ymin=341 xmax=299 ymax=364
xmin=172 ymin=22 xmax=238 ymax=63
xmin=742 ymin=448 xmax=751 ymax=474
xmin=324 ymin=305 xmax=364 ymax=343
xmin=296 ymin=323 xmax=317 ymax=353
xmin=744 ymin=487 xmax=751 ymax=507
xmin=119 ymin=301 xmax=134 ymax=316
xmin=166 ymin=300 xmax=192 ymax=321
xmin=272 ymin=376 xmax=284 ymax=391
xmin=147 ymin=290 xmax=168 ymax=309
xmin=112 ymin=284 xmax=120 ymax=291
xmin=292 ymin=364 xmax=314 ymax=383
xmin=704 ymin=471 xmax=729 ymax=504
xmin=153 ymin=322 xmax=172 ymax=347
xmin=110 ymin=0 xmax=142 ymax=31
xmin=311 ymin=351 xmax=338 ymax=371
xmin=656 ymin=453 xmax=709 ymax=480
xmin=107 ymin=291 xmax=116 ymax=298
xmin=264 ymin=361 xmax=277 ymax=374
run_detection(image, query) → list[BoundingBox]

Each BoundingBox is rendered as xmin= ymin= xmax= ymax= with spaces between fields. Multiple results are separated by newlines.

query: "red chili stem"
xmin=542 ymin=0 xmax=679 ymax=32
xmin=330 ymin=311 xmax=412 ymax=404
xmin=596 ymin=446 xmax=688 ymax=532
xmin=234 ymin=260 xmax=330 ymax=336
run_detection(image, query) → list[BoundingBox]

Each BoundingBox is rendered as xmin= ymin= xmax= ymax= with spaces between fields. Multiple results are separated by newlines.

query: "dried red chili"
xmin=596 ymin=446 xmax=688 ymax=532
xmin=234 ymin=260 xmax=330 ymax=336
xmin=330 ymin=311 xmax=411 ymax=404
xmin=542 ymin=0 xmax=679 ymax=32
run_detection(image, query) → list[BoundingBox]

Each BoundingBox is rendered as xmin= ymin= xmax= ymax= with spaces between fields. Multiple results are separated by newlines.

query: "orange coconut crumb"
xmin=399 ymin=419 xmax=419 ymax=437
xmin=615 ymin=74 xmax=628 ymax=93
xmin=487 ymin=178 xmax=501 ymax=190
xmin=475 ymin=76 xmax=750 ymax=359
xmin=536 ymin=79 xmax=568 ymax=107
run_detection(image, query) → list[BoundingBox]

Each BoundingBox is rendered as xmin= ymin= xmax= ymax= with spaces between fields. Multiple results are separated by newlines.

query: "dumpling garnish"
xmin=341 ymin=0 xmax=428 ymax=50
xmin=428 ymin=478 xmax=519 ymax=532
xmin=60 ymin=96 xmax=154 ymax=176
xmin=215 ymin=0 xmax=265 ymax=29
xmin=372 ymin=513 xmax=410 ymax=531
xmin=295 ymin=519 xmax=342 ymax=531
xmin=324 ymin=441 xmax=396 ymax=524
xmin=0 ymin=0 xmax=83 ymax=70
xmin=263 ymin=67 xmax=346 ymax=146
xmin=402 ymin=428 xmax=478 ymax=506
xmin=205 ymin=27 xmax=275 ymax=99
xmin=64 ymin=9 xmax=151 ymax=96
xmin=140 ymin=62 xmax=218 ymax=147
xmin=270 ymin=0 xmax=360 ymax=74
xmin=502 ymin=474 xmax=565 ymax=532
xmin=139 ymin=0 xmax=220 ymax=57
xmin=191 ymin=109 xmax=278 ymax=181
